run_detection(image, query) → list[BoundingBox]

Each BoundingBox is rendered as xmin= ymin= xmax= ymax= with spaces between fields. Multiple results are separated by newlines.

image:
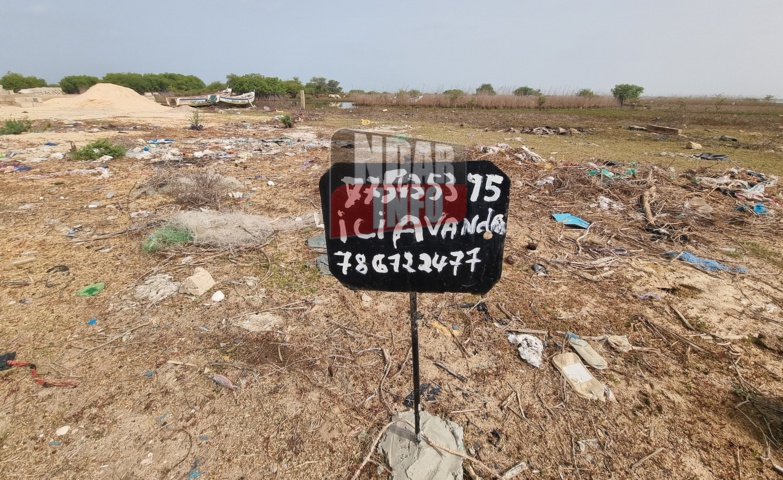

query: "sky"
xmin=1 ymin=0 xmax=781 ymax=98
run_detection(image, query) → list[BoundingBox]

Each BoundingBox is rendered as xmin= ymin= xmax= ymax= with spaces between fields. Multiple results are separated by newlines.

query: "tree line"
xmin=0 ymin=71 xmax=342 ymax=97
xmin=2 ymin=71 xmax=651 ymax=106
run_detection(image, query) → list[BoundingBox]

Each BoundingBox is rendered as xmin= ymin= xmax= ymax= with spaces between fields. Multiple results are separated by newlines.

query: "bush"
xmin=476 ymin=83 xmax=496 ymax=95
xmin=72 ymin=139 xmax=126 ymax=160
xmin=0 ymin=118 xmax=32 ymax=135
xmin=60 ymin=75 xmax=100 ymax=94
xmin=576 ymin=88 xmax=596 ymax=98
xmin=611 ymin=84 xmax=644 ymax=106
xmin=513 ymin=86 xmax=541 ymax=96
xmin=0 ymin=72 xmax=47 ymax=92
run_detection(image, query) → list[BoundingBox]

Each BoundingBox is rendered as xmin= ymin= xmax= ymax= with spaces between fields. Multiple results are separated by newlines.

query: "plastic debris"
xmin=403 ymin=383 xmax=440 ymax=407
xmin=76 ymin=282 xmax=105 ymax=297
xmin=693 ymin=153 xmax=729 ymax=161
xmin=606 ymin=335 xmax=633 ymax=353
xmin=531 ymin=263 xmax=548 ymax=276
xmin=187 ymin=459 xmax=202 ymax=479
xmin=634 ymin=293 xmax=661 ymax=300
xmin=666 ymin=251 xmax=747 ymax=273
xmin=147 ymin=138 xmax=174 ymax=144
xmin=552 ymin=352 xmax=606 ymax=401
xmin=552 ymin=213 xmax=591 ymax=229
xmin=87 ymin=318 xmax=97 ymax=325
xmin=508 ymin=334 xmax=544 ymax=368
xmin=212 ymin=374 xmax=239 ymax=391
xmin=567 ymin=334 xmax=608 ymax=369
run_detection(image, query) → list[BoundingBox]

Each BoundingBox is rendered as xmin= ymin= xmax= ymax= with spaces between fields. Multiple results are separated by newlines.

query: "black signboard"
xmin=319 ymin=129 xmax=509 ymax=294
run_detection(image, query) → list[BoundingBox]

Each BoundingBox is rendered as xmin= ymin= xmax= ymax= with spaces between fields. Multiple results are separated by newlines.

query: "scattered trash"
xmin=685 ymin=197 xmax=713 ymax=214
xmin=634 ymin=293 xmax=661 ymax=300
xmin=143 ymin=371 xmax=154 ymax=377
xmin=606 ymin=335 xmax=633 ymax=353
xmin=212 ymin=374 xmax=239 ymax=391
xmin=403 ymin=383 xmax=440 ymax=407
xmin=552 ymin=352 xmax=605 ymax=401
xmin=692 ymin=152 xmax=729 ymax=161
xmin=49 ymin=441 xmax=61 ymax=447
xmin=147 ymin=138 xmax=174 ymax=145
xmin=179 ymin=267 xmax=216 ymax=296
xmin=552 ymin=213 xmax=591 ymax=229
xmin=535 ymin=176 xmax=555 ymax=187
xmin=134 ymin=274 xmax=181 ymax=303
xmin=531 ymin=263 xmax=548 ymax=276
xmin=666 ymin=251 xmax=747 ymax=273
xmin=211 ymin=290 xmax=225 ymax=302
xmin=142 ymin=226 xmax=194 ymax=253
xmin=187 ymin=459 xmax=202 ymax=479
xmin=508 ymin=334 xmax=544 ymax=368
xmin=567 ymin=334 xmax=608 ymax=370
xmin=76 ymin=282 xmax=105 ymax=297
xmin=754 ymin=203 xmax=768 ymax=214
xmin=87 ymin=318 xmax=97 ymax=326
xmin=1 ymin=352 xmax=78 ymax=387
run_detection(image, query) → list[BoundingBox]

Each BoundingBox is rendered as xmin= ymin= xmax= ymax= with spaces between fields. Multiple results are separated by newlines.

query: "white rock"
xmin=211 ymin=290 xmax=225 ymax=302
xmin=237 ymin=313 xmax=283 ymax=332
xmin=686 ymin=141 xmax=702 ymax=150
xmin=179 ymin=267 xmax=216 ymax=296
xmin=267 ymin=180 xmax=275 ymax=186
xmin=55 ymin=426 xmax=70 ymax=436
xmin=50 ymin=153 xmax=64 ymax=160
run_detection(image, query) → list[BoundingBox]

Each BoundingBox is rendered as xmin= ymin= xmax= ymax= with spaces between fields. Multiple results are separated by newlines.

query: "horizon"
xmin=1 ymin=0 xmax=781 ymax=99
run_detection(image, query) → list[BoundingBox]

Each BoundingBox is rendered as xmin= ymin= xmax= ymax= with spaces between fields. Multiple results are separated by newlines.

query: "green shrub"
xmin=0 ymin=118 xmax=32 ymax=135
xmin=72 ymin=139 xmax=126 ymax=160
xmin=142 ymin=226 xmax=193 ymax=253
xmin=0 ymin=72 xmax=47 ymax=92
xmin=60 ymin=75 xmax=100 ymax=94
xmin=513 ymin=86 xmax=541 ymax=96
xmin=577 ymin=88 xmax=596 ymax=98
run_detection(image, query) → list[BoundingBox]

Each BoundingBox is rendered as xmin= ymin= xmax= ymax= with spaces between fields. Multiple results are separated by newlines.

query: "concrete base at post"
xmin=378 ymin=410 xmax=464 ymax=480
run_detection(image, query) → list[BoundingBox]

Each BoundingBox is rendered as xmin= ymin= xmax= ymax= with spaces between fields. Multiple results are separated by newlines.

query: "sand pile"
xmin=0 ymin=82 xmax=188 ymax=122
xmin=42 ymin=83 xmax=171 ymax=114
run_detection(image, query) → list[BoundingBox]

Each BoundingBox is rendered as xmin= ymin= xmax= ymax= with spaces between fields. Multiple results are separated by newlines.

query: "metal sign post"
xmin=320 ymin=129 xmax=510 ymax=444
xmin=409 ymin=292 xmax=422 ymax=438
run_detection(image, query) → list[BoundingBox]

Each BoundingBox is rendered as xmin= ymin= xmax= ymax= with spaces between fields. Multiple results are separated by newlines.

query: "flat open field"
xmin=2 ymin=88 xmax=783 ymax=479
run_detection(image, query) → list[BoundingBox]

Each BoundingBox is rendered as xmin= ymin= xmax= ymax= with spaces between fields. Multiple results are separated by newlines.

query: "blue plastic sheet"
xmin=552 ymin=213 xmax=591 ymax=229
xmin=666 ymin=251 xmax=747 ymax=273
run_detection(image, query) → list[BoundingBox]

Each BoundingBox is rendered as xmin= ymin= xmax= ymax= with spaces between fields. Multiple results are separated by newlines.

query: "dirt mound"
xmin=42 ymin=83 xmax=171 ymax=114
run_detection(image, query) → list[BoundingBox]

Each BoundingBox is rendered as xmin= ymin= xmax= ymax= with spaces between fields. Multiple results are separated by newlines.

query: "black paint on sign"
xmin=319 ymin=129 xmax=509 ymax=294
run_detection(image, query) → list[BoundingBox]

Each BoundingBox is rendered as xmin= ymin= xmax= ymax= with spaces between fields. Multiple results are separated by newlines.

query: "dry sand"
xmin=0 ymin=83 xmax=191 ymax=123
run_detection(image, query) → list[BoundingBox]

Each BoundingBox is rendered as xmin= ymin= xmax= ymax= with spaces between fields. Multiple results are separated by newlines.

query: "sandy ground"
xmin=1 ymin=88 xmax=783 ymax=479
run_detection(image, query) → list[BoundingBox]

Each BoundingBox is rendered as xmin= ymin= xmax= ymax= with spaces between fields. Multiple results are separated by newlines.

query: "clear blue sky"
xmin=1 ymin=0 xmax=781 ymax=98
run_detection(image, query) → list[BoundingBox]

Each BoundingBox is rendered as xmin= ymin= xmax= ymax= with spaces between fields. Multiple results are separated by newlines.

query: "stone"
xmin=211 ymin=290 xmax=225 ymax=302
xmin=379 ymin=410 xmax=464 ymax=480
xmin=55 ymin=426 xmax=70 ymax=436
xmin=236 ymin=313 xmax=283 ymax=332
xmin=179 ymin=267 xmax=215 ymax=296
xmin=685 ymin=141 xmax=702 ymax=149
